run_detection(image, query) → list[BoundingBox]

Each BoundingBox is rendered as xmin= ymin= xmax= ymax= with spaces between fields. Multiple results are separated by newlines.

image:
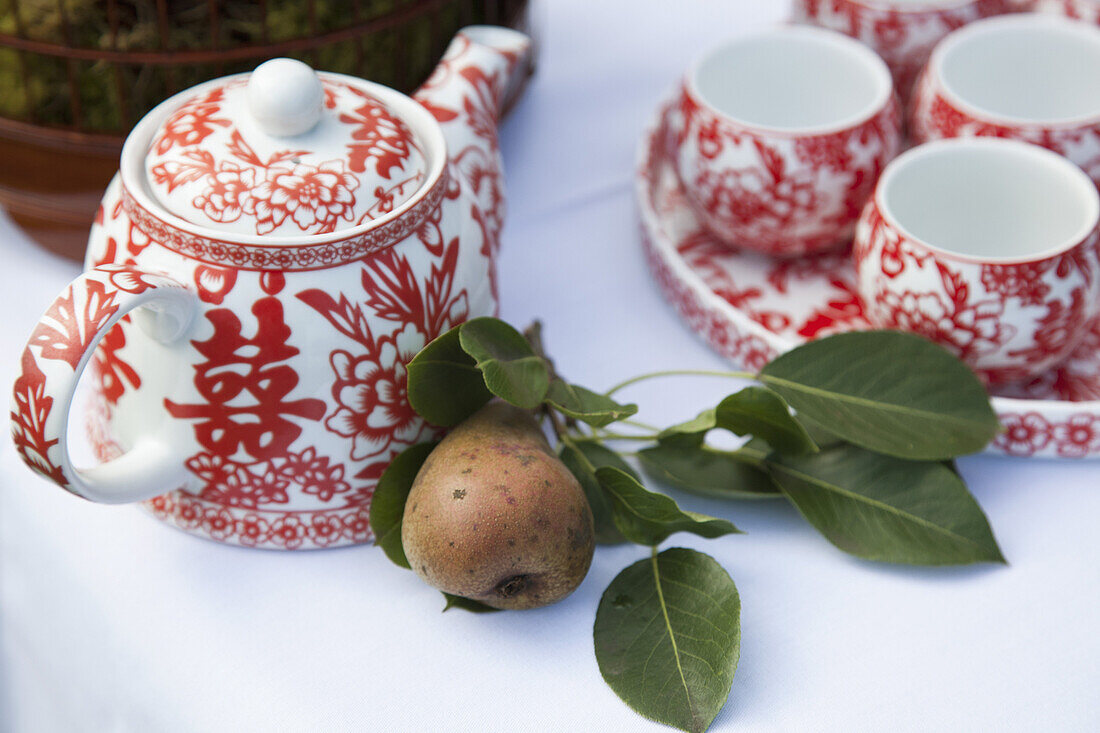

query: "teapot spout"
xmin=415 ymin=26 xmax=533 ymax=249
xmin=416 ymin=26 xmax=533 ymax=150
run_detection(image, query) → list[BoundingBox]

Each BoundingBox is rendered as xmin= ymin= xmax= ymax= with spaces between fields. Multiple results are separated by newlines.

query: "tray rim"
xmin=636 ymin=93 xmax=1100 ymax=459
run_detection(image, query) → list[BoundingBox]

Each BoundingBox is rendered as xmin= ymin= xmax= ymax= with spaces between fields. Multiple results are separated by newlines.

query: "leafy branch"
xmin=373 ymin=317 xmax=1004 ymax=732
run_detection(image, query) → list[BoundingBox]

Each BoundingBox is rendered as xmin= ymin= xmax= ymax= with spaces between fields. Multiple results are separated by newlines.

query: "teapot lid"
xmin=144 ymin=58 xmax=429 ymax=237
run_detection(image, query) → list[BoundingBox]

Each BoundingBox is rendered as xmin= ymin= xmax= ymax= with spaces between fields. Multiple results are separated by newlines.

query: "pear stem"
xmin=525 ymin=320 xmax=579 ymax=438
xmin=593 ymin=432 xmax=658 ymax=442
xmin=545 ymin=406 xmax=568 ymax=443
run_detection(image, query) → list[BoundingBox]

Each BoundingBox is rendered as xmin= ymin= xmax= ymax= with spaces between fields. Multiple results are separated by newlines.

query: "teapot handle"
xmin=11 ymin=265 xmax=199 ymax=504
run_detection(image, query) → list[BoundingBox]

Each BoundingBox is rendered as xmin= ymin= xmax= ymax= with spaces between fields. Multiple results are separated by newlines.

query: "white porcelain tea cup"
xmin=1035 ymin=0 xmax=1100 ymax=23
xmin=911 ymin=14 xmax=1100 ymax=184
xmin=669 ymin=26 xmax=902 ymax=257
xmin=791 ymin=0 xmax=1017 ymax=101
xmin=854 ymin=137 xmax=1100 ymax=384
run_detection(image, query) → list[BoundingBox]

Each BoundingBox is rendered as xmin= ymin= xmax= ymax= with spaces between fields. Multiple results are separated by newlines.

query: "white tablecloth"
xmin=2 ymin=2 xmax=1099 ymax=731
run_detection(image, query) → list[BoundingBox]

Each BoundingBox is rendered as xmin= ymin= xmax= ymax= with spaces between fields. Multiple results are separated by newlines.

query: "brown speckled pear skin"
xmin=401 ymin=401 xmax=595 ymax=610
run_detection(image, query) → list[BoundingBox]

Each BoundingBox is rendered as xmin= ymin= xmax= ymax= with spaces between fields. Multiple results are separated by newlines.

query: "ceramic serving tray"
xmin=638 ymin=96 xmax=1100 ymax=459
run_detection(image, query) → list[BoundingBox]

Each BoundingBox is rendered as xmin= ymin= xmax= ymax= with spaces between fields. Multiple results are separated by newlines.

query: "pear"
xmin=401 ymin=401 xmax=595 ymax=610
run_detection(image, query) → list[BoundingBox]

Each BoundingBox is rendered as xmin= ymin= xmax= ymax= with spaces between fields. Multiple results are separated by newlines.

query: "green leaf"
xmin=545 ymin=379 xmax=638 ymax=427
xmin=560 ymin=441 xmax=633 ymax=545
xmin=714 ymin=386 xmax=817 ymax=455
xmin=458 ymin=317 xmax=550 ymax=409
xmin=660 ymin=409 xmax=718 ymax=440
xmin=370 ymin=441 xmax=439 ymax=569
xmin=406 ymin=326 xmax=492 ymax=426
xmin=638 ymin=442 xmax=781 ymax=500
xmin=595 ymin=548 xmax=741 ymax=733
xmin=767 ymin=444 xmax=1005 ymax=565
xmin=442 ymin=593 xmax=501 ymax=613
xmin=660 ymin=387 xmax=816 ymax=456
xmin=759 ymin=331 xmax=1000 ymax=460
xmin=596 ymin=467 xmax=741 ymax=546
xmin=736 ymin=437 xmax=772 ymax=467
xmin=570 ymin=440 xmax=643 ymax=482
xmin=795 ymin=413 xmax=846 ymax=450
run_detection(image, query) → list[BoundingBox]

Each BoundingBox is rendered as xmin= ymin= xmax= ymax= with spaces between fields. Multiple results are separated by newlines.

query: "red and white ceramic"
xmin=639 ymin=95 xmax=1100 ymax=459
xmin=1037 ymin=0 xmax=1100 ymax=22
xmin=669 ymin=27 xmax=902 ymax=258
xmin=791 ymin=0 xmax=1017 ymax=102
xmin=854 ymin=138 xmax=1100 ymax=384
xmin=144 ymin=58 xmax=431 ymax=237
xmin=910 ymin=14 xmax=1100 ymax=185
xmin=10 ymin=26 xmax=533 ymax=550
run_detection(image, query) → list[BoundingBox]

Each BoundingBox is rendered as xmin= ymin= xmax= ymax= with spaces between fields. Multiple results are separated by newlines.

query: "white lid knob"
xmin=247 ymin=58 xmax=324 ymax=137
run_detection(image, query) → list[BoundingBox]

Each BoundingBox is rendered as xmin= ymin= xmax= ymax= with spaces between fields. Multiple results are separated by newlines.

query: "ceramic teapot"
xmin=10 ymin=26 xmax=532 ymax=550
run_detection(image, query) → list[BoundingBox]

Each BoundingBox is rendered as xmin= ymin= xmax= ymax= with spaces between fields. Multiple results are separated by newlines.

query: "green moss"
xmin=0 ymin=0 xmax=519 ymax=132
xmin=0 ymin=47 xmax=29 ymax=119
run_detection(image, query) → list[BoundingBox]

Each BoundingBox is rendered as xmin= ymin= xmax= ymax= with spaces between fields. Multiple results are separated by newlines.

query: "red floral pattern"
xmin=339 ymin=86 xmax=420 ymax=178
xmin=14 ymin=28 xmax=529 ymax=548
xmin=1036 ymin=0 xmax=1100 ymax=23
xmin=857 ymin=205 xmax=931 ymax=278
xmin=414 ymin=29 xmax=521 ymax=253
xmin=75 ymin=182 xmax=481 ymax=546
xmin=249 ymin=161 xmax=361 ymax=235
xmin=980 ymin=261 xmax=1055 ymax=305
xmin=994 ymin=412 xmax=1053 ymax=455
xmin=91 ymin=324 xmax=140 ymax=410
xmin=792 ymin=0 xmax=1014 ymax=102
xmin=138 ymin=489 xmax=375 ymax=550
xmin=298 ymin=237 xmax=470 ymax=479
xmin=1051 ymin=414 xmax=1100 ymax=457
xmin=13 ymin=274 xmax=125 ymax=490
xmin=642 ymin=229 xmax=778 ymax=371
xmin=11 ymin=349 xmax=68 ymax=488
xmin=26 ymin=278 xmax=120 ymax=369
xmin=1007 ymin=289 xmax=1089 ymax=366
xmin=871 ymin=286 xmax=1012 ymax=363
xmin=277 ymin=447 xmax=351 ymax=502
xmin=151 ymin=87 xmax=231 ymax=155
xmin=326 ymin=331 xmax=424 ymax=462
xmin=121 ymin=174 xmax=447 ymax=272
xmin=639 ymin=95 xmax=1100 ymax=459
xmin=991 ymin=410 xmax=1100 ymax=457
xmin=193 ymin=164 xmax=257 ymax=224
xmin=910 ymin=72 xmax=1100 ymax=186
xmin=146 ymin=78 xmax=425 ymax=236
xmin=11 ymin=267 xmax=190 ymax=493
xmin=88 ymin=250 xmax=148 ymax=422
xmin=856 ymin=196 xmax=1100 ymax=384
xmin=193 ymin=265 xmax=238 ymax=305
xmin=196 ymin=461 xmax=291 ymax=509
xmin=671 ymin=83 xmax=901 ymax=257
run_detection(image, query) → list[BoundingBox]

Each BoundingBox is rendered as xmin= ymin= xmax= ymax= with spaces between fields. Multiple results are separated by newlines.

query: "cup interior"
xmin=690 ymin=27 xmax=892 ymax=132
xmin=878 ymin=140 xmax=1099 ymax=262
xmin=937 ymin=17 xmax=1100 ymax=124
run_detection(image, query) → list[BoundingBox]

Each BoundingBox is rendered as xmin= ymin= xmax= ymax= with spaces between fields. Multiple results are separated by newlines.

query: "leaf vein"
xmin=760 ymin=374 xmax=991 ymax=430
xmin=651 ymin=551 xmax=696 ymax=726
xmin=771 ymin=464 xmax=985 ymax=552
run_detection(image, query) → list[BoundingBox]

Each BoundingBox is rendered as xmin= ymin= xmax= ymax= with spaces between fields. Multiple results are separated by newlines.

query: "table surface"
xmin=3 ymin=2 xmax=1099 ymax=732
